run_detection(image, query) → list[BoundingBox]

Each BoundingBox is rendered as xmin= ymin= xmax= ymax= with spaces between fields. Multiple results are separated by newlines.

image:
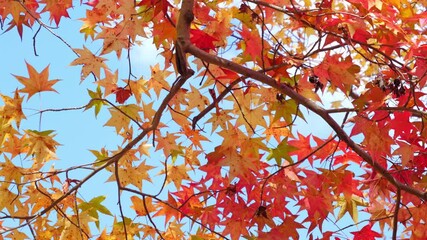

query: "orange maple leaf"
xmin=158 ymin=164 xmax=191 ymax=190
xmin=70 ymin=46 xmax=109 ymax=81
xmin=130 ymin=196 xmax=156 ymax=217
xmin=13 ymin=62 xmax=59 ymax=100
xmin=40 ymin=0 xmax=72 ymax=25
xmin=0 ymin=90 xmax=26 ymax=128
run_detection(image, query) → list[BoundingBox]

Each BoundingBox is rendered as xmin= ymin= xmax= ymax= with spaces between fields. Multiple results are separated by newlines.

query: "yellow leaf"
xmin=0 ymin=184 xmax=18 ymax=215
xmin=147 ymin=63 xmax=172 ymax=97
xmin=96 ymin=26 xmax=129 ymax=57
xmin=330 ymin=100 xmax=343 ymax=108
xmin=0 ymin=89 xmax=25 ymax=128
xmin=0 ymin=155 xmax=23 ymax=185
xmin=158 ymin=164 xmax=191 ymax=190
xmin=127 ymin=78 xmax=148 ymax=104
xmin=138 ymin=142 xmax=151 ymax=157
xmin=5 ymin=230 xmax=28 ymax=240
xmin=70 ymin=46 xmax=108 ymax=81
xmin=13 ymin=62 xmax=59 ymax=100
xmin=59 ymin=213 xmax=93 ymax=240
xmin=23 ymin=129 xmax=60 ymax=168
xmin=96 ymin=70 xmax=118 ymax=97
xmin=130 ymin=196 xmax=156 ymax=217
xmin=1 ymin=132 xmax=26 ymax=159
xmin=186 ymin=85 xmax=210 ymax=112
xmin=106 ymin=160 xmax=155 ymax=190
xmin=104 ymin=104 xmax=141 ymax=133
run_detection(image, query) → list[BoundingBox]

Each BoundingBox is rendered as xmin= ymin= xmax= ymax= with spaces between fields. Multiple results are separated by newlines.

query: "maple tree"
xmin=2 ymin=0 xmax=427 ymax=239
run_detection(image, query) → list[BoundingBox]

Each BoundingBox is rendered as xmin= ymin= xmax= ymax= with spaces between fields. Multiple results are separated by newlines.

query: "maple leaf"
xmin=128 ymin=78 xmax=148 ymax=104
xmin=158 ymin=163 xmax=191 ymax=190
xmin=299 ymin=188 xmax=334 ymax=232
xmin=147 ymin=64 xmax=172 ymax=97
xmin=222 ymin=218 xmax=250 ymax=240
xmin=164 ymin=222 xmax=186 ymax=239
xmin=138 ymin=142 xmax=152 ymax=157
xmin=184 ymin=146 xmax=201 ymax=169
xmin=238 ymin=26 xmax=264 ymax=62
xmin=112 ymin=87 xmax=132 ymax=104
xmin=70 ymin=46 xmax=109 ymax=81
xmin=107 ymin=159 xmax=155 ymax=190
xmin=0 ymin=155 xmax=23 ymax=185
xmin=96 ymin=70 xmax=120 ymax=98
xmin=13 ymin=62 xmax=59 ymax=100
xmin=96 ymin=25 xmax=129 ymax=58
xmin=258 ymin=215 xmax=305 ymax=240
xmin=5 ymin=230 xmax=28 ymax=240
xmin=270 ymin=98 xmax=304 ymax=124
xmin=103 ymin=104 xmax=140 ymax=134
xmin=4 ymin=15 xmax=31 ymax=40
xmin=118 ymin=18 xmax=148 ymax=42
xmin=153 ymin=193 xmax=180 ymax=223
xmin=185 ymin=85 xmax=210 ymax=112
xmin=351 ymin=223 xmax=382 ymax=240
xmin=155 ymin=132 xmax=183 ymax=157
xmin=212 ymin=146 xmax=258 ymax=181
xmin=79 ymin=21 xmax=98 ymax=40
xmin=1 ymin=132 xmax=27 ymax=159
xmin=85 ymin=86 xmax=106 ymax=117
xmin=180 ymin=125 xmax=210 ymax=149
xmin=40 ymin=0 xmax=72 ymax=25
xmin=0 ymin=90 xmax=26 ymax=128
xmin=190 ymin=29 xmax=218 ymax=52
xmin=393 ymin=142 xmax=418 ymax=166
xmin=138 ymin=0 xmax=172 ymax=18
xmin=267 ymin=138 xmax=298 ymax=165
xmin=152 ymin=19 xmax=176 ymax=48
xmin=335 ymin=195 xmax=368 ymax=223
xmin=130 ymin=196 xmax=156 ymax=217
xmin=4 ymin=0 xmax=427 ymax=238
xmin=288 ymin=133 xmax=313 ymax=163
xmin=23 ymin=129 xmax=60 ymax=168
xmin=79 ymin=195 xmax=112 ymax=229
xmin=313 ymin=54 xmax=360 ymax=93
xmin=59 ymin=213 xmax=92 ymax=239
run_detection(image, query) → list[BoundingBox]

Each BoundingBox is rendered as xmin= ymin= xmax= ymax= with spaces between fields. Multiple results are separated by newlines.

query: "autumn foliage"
xmin=2 ymin=0 xmax=427 ymax=239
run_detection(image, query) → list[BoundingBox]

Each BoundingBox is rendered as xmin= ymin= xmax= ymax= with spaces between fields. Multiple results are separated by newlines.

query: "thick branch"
xmin=326 ymin=106 xmax=427 ymax=118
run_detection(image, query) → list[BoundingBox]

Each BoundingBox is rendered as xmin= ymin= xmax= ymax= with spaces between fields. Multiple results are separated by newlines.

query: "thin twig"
xmin=392 ymin=189 xmax=401 ymax=240
xmin=115 ymin=162 xmax=128 ymax=240
xmin=143 ymin=195 xmax=164 ymax=240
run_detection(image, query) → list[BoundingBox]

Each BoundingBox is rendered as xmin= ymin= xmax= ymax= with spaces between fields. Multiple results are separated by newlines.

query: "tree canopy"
xmin=1 ymin=0 xmax=427 ymax=239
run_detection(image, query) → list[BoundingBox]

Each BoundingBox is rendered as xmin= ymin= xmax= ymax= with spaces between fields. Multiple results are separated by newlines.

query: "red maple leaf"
xmin=113 ymin=87 xmax=132 ymax=104
xmin=351 ymin=223 xmax=382 ymax=240
xmin=41 ymin=0 xmax=72 ymax=25
xmin=138 ymin=0 xmax=172 ymax=18
xmin=190 ymin=29 xmax=217 ymax=52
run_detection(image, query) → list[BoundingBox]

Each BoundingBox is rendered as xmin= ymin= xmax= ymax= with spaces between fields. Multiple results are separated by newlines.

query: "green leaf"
xmin=85 ymin=86 xmax=105 ymax=117
xmin=79 ymin=195 xmax=113 ymax=229
xmin=90 ymin=148 xmax=109 ymax=167
xmin=271 ymin=99 xmax=305 ymax=124
xmin=26 ymin=129 xmax=55 ymax=136
xmin=266 ymin=138 xmax=298 ymax=165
